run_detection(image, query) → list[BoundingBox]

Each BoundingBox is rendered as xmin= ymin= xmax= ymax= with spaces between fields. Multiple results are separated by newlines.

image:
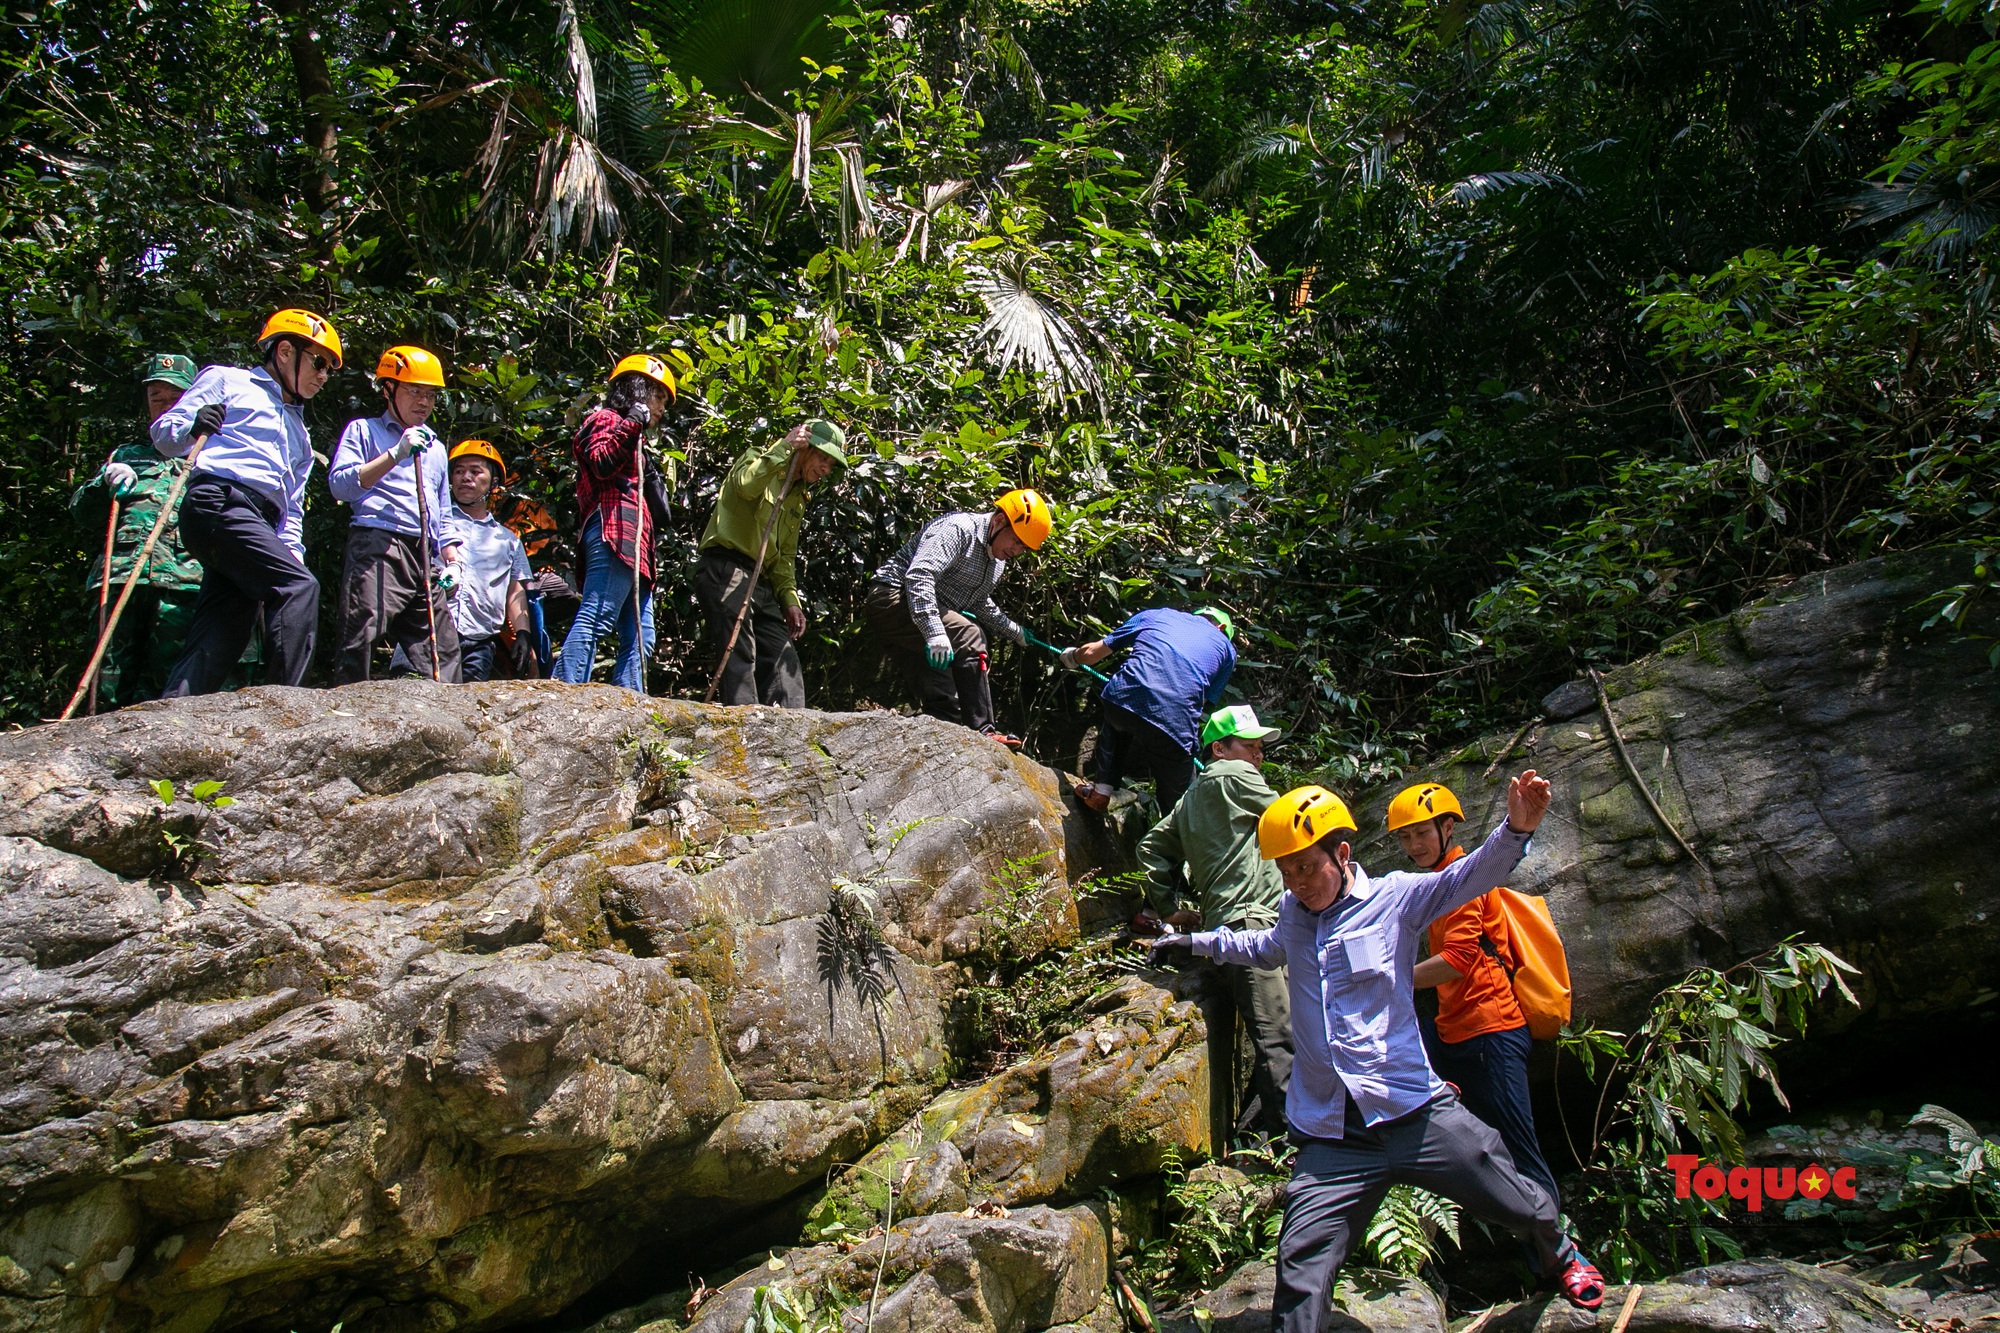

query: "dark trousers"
xmin=1274 ymin=1094 xmax=1566 ymax=1333
xmin=863 ymin=579 xmax=996 ymax=733
xmin=695 ymin=547 xmax=805 ymax=707
xmin=333 ymin=526 xmax=461 ymax=684
xmin=1192 ymin=956 xmax=1293 ymax=1143
xmin=164 ymin=478 xmax=318 ymax=696
xmin=460 ymin=635 xmax=498 ymax=683
xmin=1094 ymin=697 xmax=1196 ymax=811
xmin=1422 ymin=1020 xmax=1558 ymax=1209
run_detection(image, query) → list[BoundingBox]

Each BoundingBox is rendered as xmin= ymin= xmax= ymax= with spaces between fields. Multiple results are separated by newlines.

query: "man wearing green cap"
xmin=1136 ymin=702 xmax=1292 ymax=1143
xmin=68 ymin=354 xmax=213 ymax=706
xmin=1065 ymin=606 xmax=1237 ymax=813
xmin=694 ymin=418 xmax=849 ymax=707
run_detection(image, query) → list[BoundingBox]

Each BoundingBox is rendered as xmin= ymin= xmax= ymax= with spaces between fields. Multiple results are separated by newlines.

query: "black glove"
xmin=192 ymin=402 xmax=227 ymax=438
xmin=624 ymin=401 xmax=652 ymax=428
xmin=1145 ymin=933 xmax=1193 ymax=968
xmin=510 ymin=634 xmax=540 ymax=679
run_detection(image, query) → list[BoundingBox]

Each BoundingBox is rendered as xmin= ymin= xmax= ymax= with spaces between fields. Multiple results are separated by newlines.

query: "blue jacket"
xmin=1101 ymin=608 xmax=1235 ymax=751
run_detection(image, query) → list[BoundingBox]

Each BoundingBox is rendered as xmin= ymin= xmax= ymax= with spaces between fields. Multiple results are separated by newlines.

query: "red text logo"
xmin=1665 ymin=1155 xmax=1856 ymax=1212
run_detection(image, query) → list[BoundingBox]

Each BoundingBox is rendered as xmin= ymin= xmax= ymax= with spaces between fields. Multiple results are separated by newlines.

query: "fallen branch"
xmin=1610 ymin=1284 xmax=1644 ymax=1333
xmin=1481 ymin=715 xmax=1541 ymax=782
xmin=1589 ymin=669 xmax=1713 ymax=881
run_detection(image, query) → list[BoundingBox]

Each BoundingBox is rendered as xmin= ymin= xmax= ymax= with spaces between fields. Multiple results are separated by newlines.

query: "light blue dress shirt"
xmin=445 ymin=506 xmax=530 ymax=641
xmin=328 ymin=414 xmax=458 ymax=556
xmin=150 ymin=366 xmax=315 ymax=563
xmin=1190 ymin=821 xmax=1533 ymax=1139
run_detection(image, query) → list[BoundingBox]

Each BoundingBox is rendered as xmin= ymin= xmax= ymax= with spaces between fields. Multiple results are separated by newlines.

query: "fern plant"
xmin=1362 ymin=1186 xmax=1461 ymax=1277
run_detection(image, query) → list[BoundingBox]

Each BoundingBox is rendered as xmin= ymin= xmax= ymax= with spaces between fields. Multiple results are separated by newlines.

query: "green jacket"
xmin=1137 ymin=758 xmax=1286 ymax=930
xmin=699 ymin=438 xmax=810 ymax=609
xmin=69 ymin=443 xmax=202 ymax=593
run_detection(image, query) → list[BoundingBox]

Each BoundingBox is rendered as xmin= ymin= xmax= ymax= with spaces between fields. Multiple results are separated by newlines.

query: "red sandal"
xmin=1557 ymin=1254 xmax=1606 ymax=1311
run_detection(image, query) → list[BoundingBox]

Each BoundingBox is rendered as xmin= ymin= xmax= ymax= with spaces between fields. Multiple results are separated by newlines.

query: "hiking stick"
xmin=702 ymin=454 xmax=802 ymax=705
xmin=411 ymin=444 xmax=443 ymax=683
xmin=59 ymin=434 xmax=211 ymax=721
xmin=633 ymin=432 xmax=650 ymax=696
xmin=89 ymin=495 xmax=120 ymax=715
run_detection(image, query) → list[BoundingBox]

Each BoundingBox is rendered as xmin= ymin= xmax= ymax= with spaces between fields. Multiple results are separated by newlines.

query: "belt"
xmin=702 ymin=544 xmax=759 ymax=573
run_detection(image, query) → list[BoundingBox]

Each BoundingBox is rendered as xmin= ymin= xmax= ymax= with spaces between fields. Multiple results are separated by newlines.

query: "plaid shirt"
xmin=873 ymin=510 xmax=1025 ymax=646
xmin=572 ymin=407 xmax=653 ymax=581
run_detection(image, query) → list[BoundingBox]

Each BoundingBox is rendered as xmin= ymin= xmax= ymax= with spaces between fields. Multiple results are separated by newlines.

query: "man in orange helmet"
xmin=863 ymin=489 xmax=1051 ymax=748
xmin=1389 ymin=781 xmax=1560 ymax=1209
xmin=328 ymin=344 xmax=464 ymax=682
xmin=151 ymin=309 xmax=340 ymax=694
xmin=443 ymin=440 xmax=534 ymax=682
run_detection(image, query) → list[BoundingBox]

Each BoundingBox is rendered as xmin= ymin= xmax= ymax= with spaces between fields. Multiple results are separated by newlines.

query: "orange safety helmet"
xmin=258 ymin=308 xmax=343 ymax=368
xmin=448 ymin=438 xmax=506 ymax=485
xmin=609 ymin=353 xmax=677 ymax=400
xmin=1258 ymin=786 xmax=1358 ymax=861
xmin=1385 ymin=782 xmax=1465 ymax=833
xmin=376 ymin=345 xmax=447 ymax=388
xmin=996 ymin=488 xmax=1052 ymax=550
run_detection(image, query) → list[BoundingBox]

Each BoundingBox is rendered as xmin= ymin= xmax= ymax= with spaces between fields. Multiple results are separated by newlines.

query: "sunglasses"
xmin=304 ymin=351 xmax=332 ymax=373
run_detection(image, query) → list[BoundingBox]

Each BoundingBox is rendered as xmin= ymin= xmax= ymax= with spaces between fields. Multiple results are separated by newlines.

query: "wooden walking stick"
xmin=633 ymin=430 xmax=650 ymax=697
xmin=88 ymin=493 xmax=121 ymax=715
xmin=60 ymin=434 xmax=210 ymax=721
xmin=411 ymin=442 xmax=443 ymax=683
xmin=702 ymin=453 xmax=802 ymax=705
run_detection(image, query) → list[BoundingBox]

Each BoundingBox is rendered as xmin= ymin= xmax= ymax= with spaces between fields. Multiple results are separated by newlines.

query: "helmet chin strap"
xmin=274 ymin=338 xmax=304 ymax=405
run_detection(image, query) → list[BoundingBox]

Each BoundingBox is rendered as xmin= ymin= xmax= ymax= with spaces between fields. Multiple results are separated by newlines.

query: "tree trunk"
xmin=267 ymin=0 xmax=338 ymax=212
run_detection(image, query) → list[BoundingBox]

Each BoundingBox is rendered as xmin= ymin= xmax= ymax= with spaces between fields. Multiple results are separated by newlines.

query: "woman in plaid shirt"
xmin=552 ymin=355 xmax=675 ymax=691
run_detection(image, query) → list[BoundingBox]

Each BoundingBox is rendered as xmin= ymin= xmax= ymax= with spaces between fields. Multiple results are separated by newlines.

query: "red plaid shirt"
xmin=572 ymin=407 xmax=654 ymax=581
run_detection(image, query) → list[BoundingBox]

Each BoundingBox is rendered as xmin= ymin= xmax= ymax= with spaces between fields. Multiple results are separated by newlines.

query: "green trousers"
xmin=92 ymin=586 xmax=261 ymax=709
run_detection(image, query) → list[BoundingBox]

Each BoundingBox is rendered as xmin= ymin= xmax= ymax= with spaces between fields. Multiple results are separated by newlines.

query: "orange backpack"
xmin=1477 ymin=889 xmax=1573 ymax=1040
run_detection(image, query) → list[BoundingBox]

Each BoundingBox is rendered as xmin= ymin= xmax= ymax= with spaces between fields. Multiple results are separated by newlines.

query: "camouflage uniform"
xmin=73 ymin=354 xmax=259 ymax=707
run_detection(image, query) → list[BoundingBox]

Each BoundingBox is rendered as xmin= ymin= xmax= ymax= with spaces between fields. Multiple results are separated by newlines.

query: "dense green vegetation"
xmin=3 ymin=0 xmax=1994 ymax=759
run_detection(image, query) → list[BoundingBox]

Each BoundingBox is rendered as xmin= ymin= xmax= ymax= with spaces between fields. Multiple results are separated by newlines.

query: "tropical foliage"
xmin=2 ymin=0 xmax=1994 ymax=768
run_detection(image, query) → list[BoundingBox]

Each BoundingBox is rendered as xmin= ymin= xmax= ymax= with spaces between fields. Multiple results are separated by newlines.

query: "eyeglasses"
xmin=397 ymin=385 xmax=441 ymax=403
xmin=304 ymin=351 xmax=332 ymax=373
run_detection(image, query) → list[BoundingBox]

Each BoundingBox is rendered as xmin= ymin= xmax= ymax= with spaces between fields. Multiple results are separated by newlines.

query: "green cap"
xmin=803 ymin=418 xmax=849 ymax=465
xmin=1200 ymin=703 xmax=1280 ymax=749
xmin=139 ymin=352 xmax=197 ymax=391
xmin=1196 ymin=606 xmax=1235 ymax=640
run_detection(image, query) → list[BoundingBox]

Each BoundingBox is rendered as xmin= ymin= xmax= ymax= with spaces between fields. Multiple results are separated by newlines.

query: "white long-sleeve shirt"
xmin=1190 ymin=821 xmax=1534 ymax=1139
xmin=328 ymin=414 xmax=458 ymax=556
xmin=150 ymin=366 xmax=315 ymax=563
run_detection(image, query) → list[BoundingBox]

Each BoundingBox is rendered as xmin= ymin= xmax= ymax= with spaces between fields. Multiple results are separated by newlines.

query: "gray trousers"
xmin=334 ymin=526 xmax=460 ymax=684
xmin=1273 ymin=1094 xmax=1565 ymax=1333
xmin=1195 ymin=958 xmax=1293 ymax=1143
xmin=693 ymin=547 xmax=805 ymax=707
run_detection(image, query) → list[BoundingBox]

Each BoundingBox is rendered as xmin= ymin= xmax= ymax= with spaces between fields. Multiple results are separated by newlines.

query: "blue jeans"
xmin=553 ymin=515 xmax=654 ymax=691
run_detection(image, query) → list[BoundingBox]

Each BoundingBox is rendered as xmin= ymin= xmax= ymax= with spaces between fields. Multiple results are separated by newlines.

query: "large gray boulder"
xmin=1353 ymin=546 xmax=2000 ymax=1045
xmin=681 ymin=1203 xmax=1109 ymax=1333
xmin=0 ymin=687 xmax=1073 ymax=1333
xmin=804 ymin=975 xmax=1208 ymax=1235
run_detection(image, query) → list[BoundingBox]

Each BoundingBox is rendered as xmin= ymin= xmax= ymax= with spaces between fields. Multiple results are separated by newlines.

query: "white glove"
xmin=924 ymin=638 xmax=954 ymax=671
xmin=433 ymin=565 xmax=460 ymax=595
xmin=1060 ymin=646 xmax=1082 ymax=669
xmin=393 ymin=426 xmax=433 ymax=462
xmin=102 ymin=462 xmax=138 ymax=497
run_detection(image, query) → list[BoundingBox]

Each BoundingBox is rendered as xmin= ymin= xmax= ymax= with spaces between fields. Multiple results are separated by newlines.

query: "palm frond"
xmin=967 ymin=251 xmax=1103 ymax=404
xmin=556 ymin=0 xmax=598 ymax=138
xmin=1445 ymin=169 xmax=1571 ymax=204
xmin=1204 ymin=118 xmax=1306 ymax=198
